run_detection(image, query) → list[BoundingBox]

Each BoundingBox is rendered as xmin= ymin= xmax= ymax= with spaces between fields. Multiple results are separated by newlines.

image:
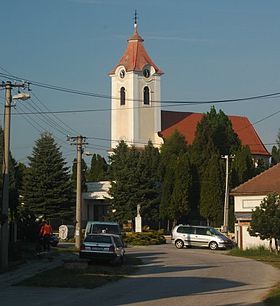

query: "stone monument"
xmin=135 ymin=204 xmax=142 ymax=233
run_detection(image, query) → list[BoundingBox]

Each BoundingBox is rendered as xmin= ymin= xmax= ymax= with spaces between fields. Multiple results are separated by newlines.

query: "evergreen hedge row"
xmin=123 ymin=231 xmax=166 ymax=246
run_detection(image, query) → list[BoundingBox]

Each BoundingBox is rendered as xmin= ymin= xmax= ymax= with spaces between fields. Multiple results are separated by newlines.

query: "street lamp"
xmin=0 ymin=82 xmax=30 ymax=271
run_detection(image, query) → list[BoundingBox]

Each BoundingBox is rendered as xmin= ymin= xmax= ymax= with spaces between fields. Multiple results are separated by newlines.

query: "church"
xmin=82 ymin=19 xmax=270 ymax=223
xmin=109 ymin=19 xmax=270 ymax=163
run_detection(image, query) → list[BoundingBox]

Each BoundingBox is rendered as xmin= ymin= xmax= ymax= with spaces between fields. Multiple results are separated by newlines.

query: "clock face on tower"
xmin=119 ymin=69 xmax=125 ymax=79
xmin=143 ymin=68 xmax=150 ymax=78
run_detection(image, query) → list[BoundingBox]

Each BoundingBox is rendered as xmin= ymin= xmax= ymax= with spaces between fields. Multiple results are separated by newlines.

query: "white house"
xmin=231 ymin=163 xmax=280 ymax=249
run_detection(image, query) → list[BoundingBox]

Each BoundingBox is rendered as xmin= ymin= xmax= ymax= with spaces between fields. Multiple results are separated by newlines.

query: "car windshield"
xmin=210 ymin=228 xmax=224 ymax=236
xmin=92 ymin=224 xmax=120 ymax=235
xmin=85 ymin=235 xmax=112 ymax=244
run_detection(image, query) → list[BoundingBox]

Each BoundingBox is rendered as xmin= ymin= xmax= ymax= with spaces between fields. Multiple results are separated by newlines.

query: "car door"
xmin=193 ymin=227 xmax=211 ymax=247
xmin=113 ymin=236 xmax=124 ymax=256
xmin=177 ymin=226 xmax=195 ymax=246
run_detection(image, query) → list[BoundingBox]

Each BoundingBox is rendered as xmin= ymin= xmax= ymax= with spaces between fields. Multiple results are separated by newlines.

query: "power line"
xmin=1 ymin=70 xmax=280 ymax=105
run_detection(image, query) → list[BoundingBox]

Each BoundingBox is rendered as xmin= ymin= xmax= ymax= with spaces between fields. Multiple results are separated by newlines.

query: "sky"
xmin=1 ymin=0 xmax=280 ymax=166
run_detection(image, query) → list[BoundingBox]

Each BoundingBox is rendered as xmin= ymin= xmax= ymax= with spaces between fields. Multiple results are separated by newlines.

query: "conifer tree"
xmin=271 ymin=129 xmax=280 ymax=166
xmin=160 ymin=131 xmax=192 ymax=228
xmin=137 ymin=141 xmax=161 ymax=226
xmin=231 ymin=146 xmax=254 ymax=188
xmin=200 ymin=154 xmax=224 ymax=226
xmin=170 ymin=153 xmax=192 ymax=224
xmin=87 ymin=154 xmax=108 ymax=181
xmin=22 ymin=133 xmax=73 ymax=221
xmin=108 ymin=141 xmax=141 ymax=224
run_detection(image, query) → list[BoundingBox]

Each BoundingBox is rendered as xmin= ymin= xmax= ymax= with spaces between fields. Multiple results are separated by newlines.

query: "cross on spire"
xmin=134 ymin=10 xmax=138 ymax=31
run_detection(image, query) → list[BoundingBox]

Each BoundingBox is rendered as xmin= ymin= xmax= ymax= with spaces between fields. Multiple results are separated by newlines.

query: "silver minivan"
xmin=171 ymin=225 xmax=233 ymax=250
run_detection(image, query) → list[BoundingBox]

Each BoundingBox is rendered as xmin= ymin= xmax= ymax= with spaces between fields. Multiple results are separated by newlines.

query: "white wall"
xmin=234 ymin=195 xmax=265 ymax=213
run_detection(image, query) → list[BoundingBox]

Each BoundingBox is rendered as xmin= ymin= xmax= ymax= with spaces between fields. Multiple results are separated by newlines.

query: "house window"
xmin=144 ymin=86 xmax=150 ymax=105
xmin=120 ymin=87 xmax=125 ymax=105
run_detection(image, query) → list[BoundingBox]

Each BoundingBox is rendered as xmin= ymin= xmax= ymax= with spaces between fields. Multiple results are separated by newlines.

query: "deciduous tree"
xmin=248 ymin=193 xmax=280 ymax=253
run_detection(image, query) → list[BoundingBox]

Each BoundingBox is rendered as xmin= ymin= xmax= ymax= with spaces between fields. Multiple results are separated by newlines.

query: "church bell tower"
xmin=109 ymin=16 xmax=164 ymax=151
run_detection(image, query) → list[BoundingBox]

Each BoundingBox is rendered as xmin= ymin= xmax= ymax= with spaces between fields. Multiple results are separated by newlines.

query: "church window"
xmin=120 ymin=87 xmax=125 ymax=105
xmin=144 ymin=86 xmax=150 ymax=105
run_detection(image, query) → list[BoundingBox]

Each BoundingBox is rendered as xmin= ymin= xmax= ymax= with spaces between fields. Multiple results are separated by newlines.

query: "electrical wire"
xmin=1 ymin=70 xmax=280 ymax=105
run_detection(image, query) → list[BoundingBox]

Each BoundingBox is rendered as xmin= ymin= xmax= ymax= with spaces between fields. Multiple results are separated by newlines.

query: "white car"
xmin=79 ymin=233 xmax=125 ymax=265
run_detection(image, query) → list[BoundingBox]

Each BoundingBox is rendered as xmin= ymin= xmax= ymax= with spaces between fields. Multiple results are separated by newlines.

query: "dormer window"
xmin=120 ymin=87 xmax=126 ymax=105
xmin=144 ymin=86 xmax=150 ymax=105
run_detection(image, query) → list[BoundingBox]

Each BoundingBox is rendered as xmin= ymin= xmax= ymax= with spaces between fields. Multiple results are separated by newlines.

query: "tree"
xmin=160 ymin=131 xmax=192 ymax=229
xmin=22 ymin=133 xmax=73 ymax=222
xmin=191 ymin=106 xmax=241 ymax=173
xmin=108 ymin=141 xmax=162 ymax=228
xmin=248 ymin=193 xmax=280 ymax=253
xmin=71 ymin=158 xmax=87 ymax=192
xmin=231 ymin=146 xmax=255 ymax=188
xmin=200 ymin=154 xmax=224 ymax=226
xmin=136 ymin=141 xmax=161 ymax=227
xmin=108 ymin=141 xmax=141 ymax=224
xmin=170 ymin=153 xmax=193 ymax=224
xmin=191 ymin=107 xmax=242 ymax=227
xmin=87 ymin=154 xmax=108 ymax=181
xmin=271 ymin=129 xmax=280 ymax=166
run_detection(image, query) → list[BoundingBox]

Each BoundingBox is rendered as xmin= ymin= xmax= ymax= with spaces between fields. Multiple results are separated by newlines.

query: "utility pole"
xmin=68 ymin=135 xmax=87 ymax=249
xmin=221 ymin=155 xmax=234 ymax=233
xmin=0 ymin=81 xmax=30 ymax=271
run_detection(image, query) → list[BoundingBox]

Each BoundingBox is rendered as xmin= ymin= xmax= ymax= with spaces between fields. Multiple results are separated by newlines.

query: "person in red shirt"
xmin=40 ymin=220 xmax=53 ymax=252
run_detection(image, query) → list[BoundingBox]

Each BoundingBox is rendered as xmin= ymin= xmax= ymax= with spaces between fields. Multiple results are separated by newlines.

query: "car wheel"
xmin=209 ymin=241 xmax=218 ymax=250
xmin=175 ymin=239 xmax=184 ymax=249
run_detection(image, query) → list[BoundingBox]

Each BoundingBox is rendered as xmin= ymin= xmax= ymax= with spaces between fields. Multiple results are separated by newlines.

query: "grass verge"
xmin=16 ymin=254 xmax=142 ymax=289
xmin=229 ymin=247 xmax=280 ymax=305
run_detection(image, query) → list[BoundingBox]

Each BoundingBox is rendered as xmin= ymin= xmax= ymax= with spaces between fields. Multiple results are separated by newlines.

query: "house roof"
xmin=109 ymin=27 xmax=163 ymax=75
xmin=231 ymin=163 xmax=280 ymax=196
xmin=160 ymin=111 xmax=270 ymax=157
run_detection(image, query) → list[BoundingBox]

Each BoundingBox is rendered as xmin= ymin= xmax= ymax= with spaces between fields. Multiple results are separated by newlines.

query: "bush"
xmin=123 ymin=231 xmax=166 ymax=246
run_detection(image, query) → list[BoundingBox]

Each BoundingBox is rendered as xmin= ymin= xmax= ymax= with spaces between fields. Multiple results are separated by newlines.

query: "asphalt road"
xmin=1 ymin=243 xmax=279 ymax=306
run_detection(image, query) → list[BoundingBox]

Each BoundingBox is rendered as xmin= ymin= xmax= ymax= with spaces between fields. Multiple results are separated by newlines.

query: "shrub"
xmin=123 ymin=231 xmax=166 ymax=246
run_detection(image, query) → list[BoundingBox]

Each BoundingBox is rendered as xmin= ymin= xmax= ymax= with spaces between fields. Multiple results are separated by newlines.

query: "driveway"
xmin=1 ymin=243 xmax=279 ymax=306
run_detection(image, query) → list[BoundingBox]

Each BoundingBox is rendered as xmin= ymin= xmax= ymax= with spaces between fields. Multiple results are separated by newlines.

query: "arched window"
xmin=120 ymin=87 xmax=125 ymax=105
xmin=144 ymin=86 xmax=150 ymax=105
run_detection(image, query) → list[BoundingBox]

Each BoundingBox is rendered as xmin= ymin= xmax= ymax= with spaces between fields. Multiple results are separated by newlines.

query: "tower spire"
xmin=134 ymin=9 xmax=138 ymax=32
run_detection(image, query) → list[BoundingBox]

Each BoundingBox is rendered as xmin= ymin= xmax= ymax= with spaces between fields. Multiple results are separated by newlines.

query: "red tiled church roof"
xmin=109 ymin=27 xmax=163 ymax=75
xmin=231 ymin=162 xmax=280 ymax=195
xmin=160 ymin=111 xmax=270 ymax=157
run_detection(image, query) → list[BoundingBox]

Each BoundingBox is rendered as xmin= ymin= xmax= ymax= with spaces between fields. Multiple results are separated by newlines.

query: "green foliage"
xmin=71 ymin=158 xmax=87 ymax=192
xmin=87 ymin=154 xmax=108 ymax=181
xmin=22 ymin=133 xmax=73 ymax=221
xmin=200 ymin=154 xmax=224 ymax=226
xmin=190 ymin=107 xmax=244 ymax=227
xmin=136 ymin=141 xmax=161 ymax=225
xmin=231 ymin=146 xmax=255 ymax=188
xmin=248 ymin=193 xmax=280 ymax=253
xmin=229 ymin=246 xmax=274 ymax=257
xmin=271 ymin=129 xmax=280 ymax=166
xmin=108 ymin=141 xmax=161 ymax=227
xmin=271 ymin=145 xmax=280 ymax=166
xmin=123 ymin=231 xmax=166 ymax=245
xmin=108 ymin=141 xmax=141 ymax=224
xmin=160 ymin=131 xmax=192 ymax=226
xmin=191 ymin=106 xmax=241 ymax=172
